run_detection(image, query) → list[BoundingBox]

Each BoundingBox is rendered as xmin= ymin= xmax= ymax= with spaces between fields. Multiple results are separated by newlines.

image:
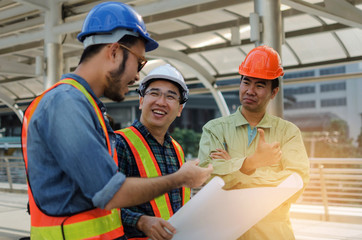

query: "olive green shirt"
xmin=198 ymin=106 xmax=310 ymax=240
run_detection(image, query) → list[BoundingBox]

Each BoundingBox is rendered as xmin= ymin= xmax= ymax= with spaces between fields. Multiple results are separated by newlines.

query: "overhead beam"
xmin=282 ymin=0 xmax=362 ymax=29
xmin=154 ymin=17 xmax=247 ymax=41
xmin=0 ymin=41 xmax=43 ymax=56
xmin=147 ymin=46 xmax=230 ymax=116
xmin=0 ymin=91 xmax=23 ymax=121
xmin=0 ymin=0 xmax=244 ymax=50
xmin=0 ymin=16 xmax=44 ymax=38
xmin=0 ymin=59 xmax=36 ymax=76
xmin=141 ymin=0 xmax=245 ymax=23
xmin=182 ymin=22 xmax=349 ymax=54
xmin=0 ymin=4 xmax=38 ymax=21
xmin=15 ymin=0 xmax=49 ymax=11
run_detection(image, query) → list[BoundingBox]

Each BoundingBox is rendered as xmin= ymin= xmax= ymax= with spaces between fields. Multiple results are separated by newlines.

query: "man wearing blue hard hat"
xmin=22 ymin=2 xmax=212 ymax=240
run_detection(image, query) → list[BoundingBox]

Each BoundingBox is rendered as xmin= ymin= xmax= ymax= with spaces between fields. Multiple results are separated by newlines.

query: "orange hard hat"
xmin=239 ymin=45 xmax=284 ymax=80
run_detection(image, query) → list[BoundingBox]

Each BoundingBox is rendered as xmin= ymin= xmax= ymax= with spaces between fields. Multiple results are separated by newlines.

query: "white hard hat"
xmin=137 ymin=64 xmax=189 ymax=104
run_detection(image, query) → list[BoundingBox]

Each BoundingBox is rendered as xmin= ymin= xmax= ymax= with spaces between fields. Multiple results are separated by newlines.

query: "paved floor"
xmin=0 ymin=192 xmax=29 ymax=240
xmin=0 ymin=192 xmax=362 ymax=240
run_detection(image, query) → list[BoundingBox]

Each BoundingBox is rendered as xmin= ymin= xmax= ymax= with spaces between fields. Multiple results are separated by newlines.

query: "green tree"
xmin=327 ymin=119 xmax=349 ymax=143
xmin=303 ymin=119 xmax=362 ymax=158
xmin=357 ymin=127 xmax=362 ymax=148
xmin=171 ymin=128 xmax=201 ymax=159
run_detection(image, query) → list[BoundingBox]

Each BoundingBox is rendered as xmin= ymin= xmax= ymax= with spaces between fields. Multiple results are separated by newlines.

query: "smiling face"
xmin=139 ymin=80 xmax=183 ymax=133
xmin=104 ymin=40 xmax=145 ymax=102
xmin=239 ymin=76 xmax=279 ymax=114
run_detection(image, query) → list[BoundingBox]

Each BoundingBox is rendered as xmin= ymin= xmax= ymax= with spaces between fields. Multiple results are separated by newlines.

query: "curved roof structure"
xmin=1 ymin=0 xmax=362 ymax=118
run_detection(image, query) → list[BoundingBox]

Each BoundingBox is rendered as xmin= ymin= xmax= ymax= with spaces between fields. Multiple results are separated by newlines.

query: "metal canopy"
xmin=1 ymin=0 xmax=362 ymax=119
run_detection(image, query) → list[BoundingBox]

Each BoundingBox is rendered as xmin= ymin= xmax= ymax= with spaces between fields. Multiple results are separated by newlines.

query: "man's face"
xmin=239 ymin=76 xmax=278 ymax=113
xmin=104 ymin=40 xmax=146 ymax=102
xmin=139 ymin=80 xmax=183 ymax=130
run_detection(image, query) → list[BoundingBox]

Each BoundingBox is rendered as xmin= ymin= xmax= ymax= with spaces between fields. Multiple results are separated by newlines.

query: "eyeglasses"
xmin=144 ymin=89 xmax=180 ymax=103
xmin=118 ymin=43 xmax=147 ymax=72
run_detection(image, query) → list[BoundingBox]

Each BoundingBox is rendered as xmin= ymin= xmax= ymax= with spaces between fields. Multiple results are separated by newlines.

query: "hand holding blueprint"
xmin=168 ymin=173 xmax=303 ymax=240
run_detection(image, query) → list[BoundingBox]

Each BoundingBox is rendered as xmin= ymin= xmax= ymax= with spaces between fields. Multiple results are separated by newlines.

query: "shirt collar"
xmin=234 ymin=106 xmax=272 ymax=129
xmin=61 ymin=73 xmax=106 ymax=111
xmin=132 ymin=119 xmax=172 ymax=144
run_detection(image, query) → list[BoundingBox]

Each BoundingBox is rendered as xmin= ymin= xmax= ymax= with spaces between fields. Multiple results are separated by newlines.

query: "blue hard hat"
xmin=77 ymin=1 xmax=158 ymax=52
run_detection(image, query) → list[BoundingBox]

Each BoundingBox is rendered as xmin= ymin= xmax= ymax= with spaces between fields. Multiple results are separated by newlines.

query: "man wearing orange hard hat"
xmin=199 ymin=45 xmax=310 ymax=239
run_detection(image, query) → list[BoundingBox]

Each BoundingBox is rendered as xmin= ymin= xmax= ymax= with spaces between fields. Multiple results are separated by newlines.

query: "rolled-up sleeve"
xmin=93 ymin=172 xmax=126 ymax=209
xmin=39 ymin=86 xmax=126 ymax=209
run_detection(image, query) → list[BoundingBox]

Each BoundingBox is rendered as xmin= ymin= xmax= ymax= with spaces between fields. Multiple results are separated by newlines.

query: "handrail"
xmin=319 ymin=164 xmax=329 ymax=221
xmin=1 ymin=156 xmax=362 ymax=220
xmin=296 ymin=158 xmax=362 ymax=221
xmin=0 ymin=156 xmax=26 ymax=192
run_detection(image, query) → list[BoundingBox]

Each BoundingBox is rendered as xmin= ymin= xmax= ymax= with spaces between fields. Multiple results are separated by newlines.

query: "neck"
xmin=148 ymin=127 xmax=167 ymax=145
xmin=241 ymin=107 xmax=266 ymax=127
xmin=140 ymin=120 xmax=168 ymax=145
xmin=74 ymin=66 xmax=105 ymax=98
xmin=74 ymin=56 xmax=107 ymax=98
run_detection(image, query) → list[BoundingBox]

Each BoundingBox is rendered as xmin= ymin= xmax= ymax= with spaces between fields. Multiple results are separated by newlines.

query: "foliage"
xmin=302 ymin=119 xmax=362 ymax=158
xmin=171 ymin=127 xmax=201 ymax=159
xmin=326 ymin=119 xmax=349 ymax=144
xmin=357 ymin=127 xmax=362 ymax=148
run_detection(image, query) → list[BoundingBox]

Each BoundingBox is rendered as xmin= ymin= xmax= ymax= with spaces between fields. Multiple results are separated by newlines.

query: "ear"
xmin=177 ymin=104 xmax=184 ymax=117
xmin=139 ymin=96 xmax=144 ymax=110
xmin=271 ymin=87 xmax=279 ymax=100
xmin=107 ymin=43 xmax=120 ymax=62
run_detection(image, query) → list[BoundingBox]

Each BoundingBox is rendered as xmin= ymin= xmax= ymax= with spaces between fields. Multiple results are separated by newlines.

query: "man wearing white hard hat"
xmin=22 ymin=1 xmax=212 ymax=239
xmin=115 ymin=64 xmax=190 ymax=240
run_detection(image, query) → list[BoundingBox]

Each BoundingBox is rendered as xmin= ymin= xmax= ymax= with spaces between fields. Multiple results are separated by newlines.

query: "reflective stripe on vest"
xmin=115 ymin=127 xmax=190 ymax=221
xmin=170 ymin=139 xmax=191 ymax=205
xmin=21 ymin=78 xmax=124 ymax=240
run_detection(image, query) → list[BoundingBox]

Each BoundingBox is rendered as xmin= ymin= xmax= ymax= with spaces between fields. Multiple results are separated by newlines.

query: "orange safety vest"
xmin=21 ymin=78 xmax=124 ymax=240
xmin=115 ymin=126 xmax=190 ymax=239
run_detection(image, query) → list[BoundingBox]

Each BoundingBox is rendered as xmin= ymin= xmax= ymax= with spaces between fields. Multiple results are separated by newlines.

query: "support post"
xmin=44 ymin=0 xmax=63 ymax=89
xmin=319 ymin=164 xmax=330 ymax=221
xmin=254 ymin=0 xmax=284 ymax=117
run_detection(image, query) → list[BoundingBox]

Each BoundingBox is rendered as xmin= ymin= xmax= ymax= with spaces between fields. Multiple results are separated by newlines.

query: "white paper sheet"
xmin=168 ymin=173 xmax=303 ymax=240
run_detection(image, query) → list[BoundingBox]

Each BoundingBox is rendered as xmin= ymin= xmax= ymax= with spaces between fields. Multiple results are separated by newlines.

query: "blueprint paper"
xmin=168 ymin=173 xmax=303 ymax=240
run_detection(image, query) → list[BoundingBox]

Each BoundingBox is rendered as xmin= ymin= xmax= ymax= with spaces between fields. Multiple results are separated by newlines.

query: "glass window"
xmin=284 ymin=70 xmax=315 ymax=79
xmin=321 ymin=98 xmax=347 ymax=107
xmin=320 ymin=82 xmax=346 ymax=92
xmin=320 ymin=66 xmax=346 ymax=75
xmin=284 ymin=86 xmax=315 ymax=95
xmin=285 ymin=100 xmax=316 ymax=110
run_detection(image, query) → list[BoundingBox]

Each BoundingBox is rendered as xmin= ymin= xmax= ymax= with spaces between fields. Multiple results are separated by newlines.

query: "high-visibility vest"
xmin=115 ymin=127 xmax=190 ymax=225
xmin=21 ymin=78 xmax=124 ymax=240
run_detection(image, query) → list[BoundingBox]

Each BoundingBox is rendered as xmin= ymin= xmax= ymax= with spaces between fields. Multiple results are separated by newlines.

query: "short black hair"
xmin=271 ymin=77 xmax=279 ymax=90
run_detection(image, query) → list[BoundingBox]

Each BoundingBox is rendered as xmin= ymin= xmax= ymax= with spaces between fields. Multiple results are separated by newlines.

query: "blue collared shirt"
xmin=26 ymin=73 xmax=126 ymax=216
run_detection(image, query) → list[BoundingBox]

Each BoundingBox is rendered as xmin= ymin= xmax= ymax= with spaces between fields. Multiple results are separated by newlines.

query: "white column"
xmin=254 ymin=0 xmax=284 ymax=117
xmin=44 ymin=0 xmax=63 ymax=89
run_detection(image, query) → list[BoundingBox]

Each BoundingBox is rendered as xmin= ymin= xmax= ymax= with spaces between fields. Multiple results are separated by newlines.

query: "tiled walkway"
xmin=1 ymin=192 xmax=362 ymax=240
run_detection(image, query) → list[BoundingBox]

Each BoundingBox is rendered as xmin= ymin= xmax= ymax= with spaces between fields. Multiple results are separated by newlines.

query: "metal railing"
xmin=0 ymin=156 xmax=26 ymax=192
xmin=296 ymin=158 xmax=362 ymax=220
xmin=1 ymin=156 xmax=362 ymax=218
